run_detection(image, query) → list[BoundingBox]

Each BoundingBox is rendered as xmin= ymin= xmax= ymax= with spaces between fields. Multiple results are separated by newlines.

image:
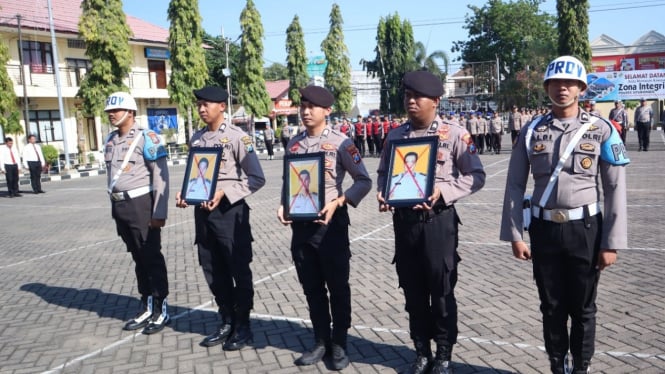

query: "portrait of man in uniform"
xmin=181 ymin=148 xmax=221 ymax=204
xmin=383 ymin=137 xmax=437 ymax=207
xmin=389 ymin=151 xmax=427 ymax=200
xmin=284 ymin=153 xmax=325 ymax=220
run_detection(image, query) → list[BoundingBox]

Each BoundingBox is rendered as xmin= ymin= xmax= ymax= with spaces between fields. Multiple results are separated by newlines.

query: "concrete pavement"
xmin=0 ymin=131 xmax=663 ymax=373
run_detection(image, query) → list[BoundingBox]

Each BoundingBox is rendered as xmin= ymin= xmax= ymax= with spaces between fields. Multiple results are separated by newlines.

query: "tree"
xmin=168 ymin=0 xmax=208 ymax=141
xmin=203 ymin=32 xmax=241 ymax=93
xmin=321 ymin=4 xmax=352 ymax=115
xmin=77 ymin=0 xmax=133 ymax=117
xmin=264 ymin=63 xmax=289 ymax=81
xmin=285 ymin=15 xmax=309 ymax=106
xmin=557 ymin=0 xmax=592 ymax=66
xmin=452 ymin=0 xmax=557 ymax=108
xmin=361 ymin=13 xmax=415 ymax=114
xmin=0 ymin=30 xmax=21 ymax=138
xmin=237 ymin=0 xmax=271 ymax=119
xmin=413 ymin=41 xmax=450 ymax=82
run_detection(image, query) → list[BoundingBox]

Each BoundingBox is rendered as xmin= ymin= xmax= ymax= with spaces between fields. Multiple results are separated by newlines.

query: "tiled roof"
xmin=0 ymin=0 xmax=168 ymax=43
xmin=265 ymin=80 xmax=289 ymax=100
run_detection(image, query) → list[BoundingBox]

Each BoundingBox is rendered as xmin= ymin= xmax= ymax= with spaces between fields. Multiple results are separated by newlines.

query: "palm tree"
xmin=413 ymin=41 xmax=449 ymax=81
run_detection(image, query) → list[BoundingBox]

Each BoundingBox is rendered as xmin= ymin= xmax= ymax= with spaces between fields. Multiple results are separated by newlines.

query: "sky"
xmin=123 ymin=0 xmax=665 ymax=72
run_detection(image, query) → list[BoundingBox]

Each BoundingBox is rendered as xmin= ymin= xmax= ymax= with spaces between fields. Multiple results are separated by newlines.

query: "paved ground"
xmin=0 ymin=131 xmax=664 ymax=374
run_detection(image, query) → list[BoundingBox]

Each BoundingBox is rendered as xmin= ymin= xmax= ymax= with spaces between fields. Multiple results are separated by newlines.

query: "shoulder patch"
xmin=600 ymin=120 xmax=630 ymax=165
xmin=241 ymin=135 xmax=253 ymax=145
xmin=346 ymin=144 xmax=361 ymax=164
xmin=142 ymin=130 xmax=167 ymax=160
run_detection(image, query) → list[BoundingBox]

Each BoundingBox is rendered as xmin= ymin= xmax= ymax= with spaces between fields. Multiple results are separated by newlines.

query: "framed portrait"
xmin=283 ymin=152 xmax=325 ymax=221
xmin=181 ymin=147 xmax=222 ymax=205
xmin=383 ymin=136 xmax=438 ymax=208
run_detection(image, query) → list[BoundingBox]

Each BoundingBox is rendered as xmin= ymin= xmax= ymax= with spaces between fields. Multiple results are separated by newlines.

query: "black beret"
xmin=402 ymin=70 xmax=443 ymax=98
xmin=193 ymin=86 xmax=229 ymax=102
xmin=299 ymin=85 xmax=335 ymax=107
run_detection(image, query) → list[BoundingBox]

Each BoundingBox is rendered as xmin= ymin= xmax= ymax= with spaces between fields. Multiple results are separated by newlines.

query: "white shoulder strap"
xmin=107 ymin=131 xmax=144 ymax=193
xmin=537 ymin=116 xmax=599 ymax=207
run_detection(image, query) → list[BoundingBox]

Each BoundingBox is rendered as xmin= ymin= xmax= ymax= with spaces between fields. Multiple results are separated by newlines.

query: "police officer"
xmin=489 ymin=111 xmax=504 ymax=154
xmin=104 ymin=92 xmax=170 ymax=335
xmin=500 ymin=56 xmax=629 ymax=374
xmin=277 ymin=85 xmax=371 ymax=370
xmin=176 ymin=86 xmax=266 ymax=351
xmin=587 ymin=100 xmax=600 ymax=116
xmin=608 ymin=100 xmax=628 ymax=144
xmin=508 ymin=105 xmax=523 ymax=144
xmin=377 ymin=71 xmax=486 ymax=374
xmin=634 ymin=98 xmax=653 ymax=151
xmin=353 ymin=115 xmax=366 ymax=156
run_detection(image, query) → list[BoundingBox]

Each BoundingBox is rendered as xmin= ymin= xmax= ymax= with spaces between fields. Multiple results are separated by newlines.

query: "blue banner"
xmin=147 ymin=108 xmax=178 ymax=133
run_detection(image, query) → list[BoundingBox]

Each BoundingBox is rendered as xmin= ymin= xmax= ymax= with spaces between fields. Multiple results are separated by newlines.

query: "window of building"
xmin=20 ymin=41 xmax=54 ymax=74
xmin=28 ymin=110 xmax=62 ymax=143
xmin=66 ymin=58 xmax=92 ymax=86
xmin=67 ymin=39 xmax=86 ymax=49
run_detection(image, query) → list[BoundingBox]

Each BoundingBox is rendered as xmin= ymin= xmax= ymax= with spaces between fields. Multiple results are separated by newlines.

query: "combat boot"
xmin=223 ymin=309 xmax=252 ymax=351
xmin=405 ymin=338 xmax=432 ymax=374
xmin=200 ymin=307 xmax=234 ymax=347
xmin=123 ymin=295 xmax=152 ymax=331
xmin=142 ymin=297 xmax=169 ymax=334
xmin=430 ymin=344 xmax=453 ymax=374
xmin=330 ymin=343 xmax=349 ymax=370
xmin=571 ymin=358 xmax=590 ymax=374
xmin=548 ymin=354 xmax=569 ymax=374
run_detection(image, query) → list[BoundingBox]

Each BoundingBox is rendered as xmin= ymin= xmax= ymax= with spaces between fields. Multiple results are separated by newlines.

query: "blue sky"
xmin=124 ymin=0 xmax=665 ymax=71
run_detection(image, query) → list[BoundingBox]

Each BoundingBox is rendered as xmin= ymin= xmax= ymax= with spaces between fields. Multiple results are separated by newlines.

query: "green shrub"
xmin=41 ymin=144 xmax=59 ymax=165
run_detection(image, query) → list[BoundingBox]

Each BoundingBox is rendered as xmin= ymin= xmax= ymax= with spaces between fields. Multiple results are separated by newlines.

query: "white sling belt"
xmin=523 ymin=116 xmax=599 ymax=227
xmin=107 ymin=131 xmax=151 ymax=201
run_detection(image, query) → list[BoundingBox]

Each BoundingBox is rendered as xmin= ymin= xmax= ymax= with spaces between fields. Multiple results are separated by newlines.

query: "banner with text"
xmin=584 ymin=69 xmax=665 ymax=102
xmin=147 ymin=108 xmax=178 ymax=133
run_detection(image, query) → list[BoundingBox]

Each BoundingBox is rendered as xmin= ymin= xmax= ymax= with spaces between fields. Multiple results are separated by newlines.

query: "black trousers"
xmin=528 ymin=214 xmax=602 ymax=363
xmin=291 ymin=207 xmax=351 ymax=348
xmin=367 ymin=135 xmax=375 ymax=155
xmin=28 ymin=161 xmax=43 ymax=192
xmin=476 ymin=134 xmax=485 ymax=153
xmin=112 ymin=193 xmax=169 ymax=299
xmin=354 ymin=136 xmax=366 ymax=157
xmin=492 ymin=133 xmax=502 ymax=153
xmin=195 ymin=199 xmax=254 ymax=313
xmin=636 ymin=122 xmax=650 ymax=150
xmin=265 ymin=139 xmax=274 ymax=156
xmin=393 ymin=205 xmax=460 ymax=347
xmin=374 ymin=135 xmax=384 ymax=155
xmin=4 ymin=164 xmax=19 ymax=195
xmin=511 ymin=129 xmax=519 ymax=144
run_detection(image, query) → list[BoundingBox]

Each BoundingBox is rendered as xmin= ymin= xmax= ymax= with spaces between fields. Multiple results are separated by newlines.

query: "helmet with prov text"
xmin=104 ymin=91 xmax=138 ymax=112
xmin=543 ymin=55 xmax=587 ymax=90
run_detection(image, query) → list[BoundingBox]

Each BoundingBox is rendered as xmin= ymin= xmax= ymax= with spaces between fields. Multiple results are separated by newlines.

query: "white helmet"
xmin=543 ymin=55 xmax=587 ymax=89
xmin=104 ymin=92 xmax=137 ymax=112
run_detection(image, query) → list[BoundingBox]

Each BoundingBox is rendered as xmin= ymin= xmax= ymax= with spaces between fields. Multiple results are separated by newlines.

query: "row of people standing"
xmin=103 ymin=55 xmax=627 ymax=374
xmin=0 ymin=134 xmax=47 ymax=197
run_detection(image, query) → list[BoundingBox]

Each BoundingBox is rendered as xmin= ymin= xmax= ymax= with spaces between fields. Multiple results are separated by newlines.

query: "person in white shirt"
xmin=0 ymin=137 xmax=22 ymax=197
xmin=21 ymin=134 xmax=46 ymax=193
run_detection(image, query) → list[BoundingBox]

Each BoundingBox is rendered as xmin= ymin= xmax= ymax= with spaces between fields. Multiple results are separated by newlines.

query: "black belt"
xmin=393 ymin=203 xmax=450 ymax=223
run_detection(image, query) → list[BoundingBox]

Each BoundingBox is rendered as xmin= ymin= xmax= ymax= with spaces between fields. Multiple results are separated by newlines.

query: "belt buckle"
xmin=551 ymin=209 xmax=569 ymax=223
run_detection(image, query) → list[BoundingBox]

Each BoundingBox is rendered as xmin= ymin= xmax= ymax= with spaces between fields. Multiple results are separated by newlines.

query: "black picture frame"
xmin=181 ymin=147 xmax=222 ymax=205
xmin=383 ymin=136 xmax=438 ymax=208
xmin=283 ymin=152 xmax=325 ymax=221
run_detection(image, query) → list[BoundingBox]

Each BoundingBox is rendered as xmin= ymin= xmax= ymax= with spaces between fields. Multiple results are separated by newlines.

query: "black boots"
xmin=142 ymin=297 xmax=169 ymax=335
xmin=222 ymin=309 xmax=253 ymax=351
xmin=405 ymin=339 xmax=432 ymax=374
xmin=429 ymin=344 xmax=453 ymax=374
xmin=295 ymin=340 xmax=327 ymax=366
xmin=123 ymin=295 xmax=153 ymax=331
xmin=200 ymin=308 xmax=234 ymax=347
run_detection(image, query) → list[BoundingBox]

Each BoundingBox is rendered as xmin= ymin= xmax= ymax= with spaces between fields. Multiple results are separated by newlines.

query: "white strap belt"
xmin=532 ymin=202 xmax=600 ymax=223
xmin=110 ymin=186 xmax=152 ymax=202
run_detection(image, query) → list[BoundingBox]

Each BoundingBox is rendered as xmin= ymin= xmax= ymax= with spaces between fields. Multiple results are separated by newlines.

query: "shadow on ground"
xmin=20 ymin=282 xmax=514 ymax=373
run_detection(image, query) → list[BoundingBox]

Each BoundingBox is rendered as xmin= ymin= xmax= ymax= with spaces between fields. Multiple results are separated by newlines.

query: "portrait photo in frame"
xmin=181 ymin=147 xmax=222 ymax=205
xmin=383 ymin=136 xmax=438 ymax=207
xmin=283 ymin=152 xmax=325 ymax=221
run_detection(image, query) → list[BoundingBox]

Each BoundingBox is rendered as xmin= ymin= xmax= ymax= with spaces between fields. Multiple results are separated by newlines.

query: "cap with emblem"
xmin=402 ymin=70 xmax=444 ymax=98
xmin=193 ymin=86 xmax=229 ymax=102
xmin=299 ymin=85 xmax=335 ymax=108
xmin=543 ymin=55 xmax=587 ymax=90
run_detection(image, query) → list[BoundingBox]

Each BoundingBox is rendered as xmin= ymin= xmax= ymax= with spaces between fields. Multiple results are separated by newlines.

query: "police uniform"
xmin=191 ymin=86 xmax=266 ymax=350
xmin=509 ymin=108 xmax=523 ymax=144
xmin=389 ymin=171 xmax=427 ymax=200
xmin=634 ymin=100 xmax=653 ymax=151
xmin=489 ymin=114 xmax=503 ymax=154
xmin=377 ymin=70 xmax=486 ymax=373
xmin=105 ymin=122 xmax=170 ymax=333
xmin=500 ymin=56 xmax=629 ymax=374
xmin=290 ymin=191 xmax=320 ymax=214
xmin=284 ymin=86 xmax=371 ymax=368
xmin=608 ymin=101 xmax=628 ymax=143
xmin=476 ymin=114 xmax=488 ymax=154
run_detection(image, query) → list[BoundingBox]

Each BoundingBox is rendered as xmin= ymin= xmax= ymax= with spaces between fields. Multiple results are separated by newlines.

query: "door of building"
xmin=148 ymin=60 xmax=167 ymax=89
